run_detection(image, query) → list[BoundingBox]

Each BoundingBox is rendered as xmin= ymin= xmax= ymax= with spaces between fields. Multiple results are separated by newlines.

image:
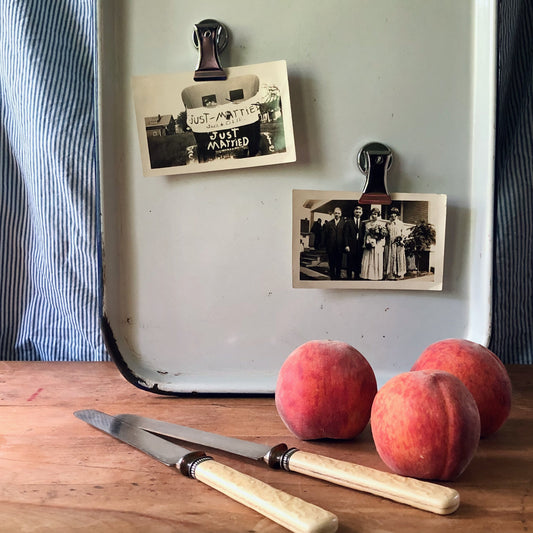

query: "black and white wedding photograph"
xmin=293 ymin=190 xmax=447 ymax=290
xmin=132 ymin=60 xmax=296 ymax=177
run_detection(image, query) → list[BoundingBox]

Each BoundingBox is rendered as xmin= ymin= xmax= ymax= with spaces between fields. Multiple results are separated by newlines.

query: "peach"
xmin=411 ymin=339 xmax=512 ymax=437
xmin=371 ymin=370 xmax=480 ymax=480
xmin=275 ymin=340 xmax=377 ymax=440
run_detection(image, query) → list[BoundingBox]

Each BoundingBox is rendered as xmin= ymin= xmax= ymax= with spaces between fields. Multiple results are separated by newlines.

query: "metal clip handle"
xmin=357 ymin=142 xmax=393 ymax=205
xmin=192 ymin=19 xmax=228 ymax=81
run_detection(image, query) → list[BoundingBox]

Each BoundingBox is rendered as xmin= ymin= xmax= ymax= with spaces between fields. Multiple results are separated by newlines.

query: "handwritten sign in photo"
xmin=133 ymin=61 xmax=296 ymax=177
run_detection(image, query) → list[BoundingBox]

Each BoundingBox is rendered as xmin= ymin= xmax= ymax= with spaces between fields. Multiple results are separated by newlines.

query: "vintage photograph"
xmin=293 ymin=190 xmax=447 ymax=290
xmin=132 ymin=60 xmax=296 ymax=177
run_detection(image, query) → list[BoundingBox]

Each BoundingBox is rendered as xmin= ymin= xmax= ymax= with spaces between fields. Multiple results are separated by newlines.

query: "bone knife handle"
xmin=285 ymin=450 xmax=460 ymax=515
xmin=189 ymin=458 xmax=338 ymax=533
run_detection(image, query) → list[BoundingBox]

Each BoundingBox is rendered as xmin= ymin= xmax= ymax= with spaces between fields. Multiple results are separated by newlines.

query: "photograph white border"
xmin=132 ymin=60 xmax=296 ymax=177
xmin=293 ymin=190 xmax=447 ymax=291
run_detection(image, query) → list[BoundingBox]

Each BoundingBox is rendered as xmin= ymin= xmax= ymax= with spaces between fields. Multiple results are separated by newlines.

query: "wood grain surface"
xmin=0 ymin=362 xmax=531 ymax=532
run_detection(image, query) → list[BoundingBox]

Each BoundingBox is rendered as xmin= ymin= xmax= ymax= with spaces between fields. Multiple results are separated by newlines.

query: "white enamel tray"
xmin=97 ymin=0 xmax=496 ymax=393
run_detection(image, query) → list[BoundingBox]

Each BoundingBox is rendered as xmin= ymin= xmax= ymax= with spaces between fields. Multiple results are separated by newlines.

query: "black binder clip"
xmin=357 ymin=142 xmax=393 ymax=205
xmin=192 ymin=19 xmax=228 ymax=81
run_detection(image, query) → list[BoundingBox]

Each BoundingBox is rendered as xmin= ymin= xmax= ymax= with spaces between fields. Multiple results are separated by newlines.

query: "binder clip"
xmin=357 ymin=142 xmax=393 ymax=205
xmin=192 ymin=19 xmax=228 ymax=81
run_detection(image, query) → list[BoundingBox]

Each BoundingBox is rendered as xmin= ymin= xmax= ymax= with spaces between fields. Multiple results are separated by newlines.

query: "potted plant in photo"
xmin=404 ymin=220 xmax=437 ymax=276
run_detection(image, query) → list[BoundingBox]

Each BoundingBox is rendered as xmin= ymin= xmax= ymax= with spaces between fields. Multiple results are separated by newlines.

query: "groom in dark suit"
xmin=344 ymin=204 xmax=365 ymax=279
xmin=325 ymin=206 xmax=345 ymax=280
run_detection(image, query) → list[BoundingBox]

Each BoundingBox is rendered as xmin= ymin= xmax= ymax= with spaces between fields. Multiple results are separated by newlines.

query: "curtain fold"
xmin=0 ymin=0 xmax=106 ymax=360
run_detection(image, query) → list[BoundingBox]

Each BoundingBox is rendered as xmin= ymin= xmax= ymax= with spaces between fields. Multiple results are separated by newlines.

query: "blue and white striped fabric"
xmin=0 ymin=1 xmax=531 ymax=364
xmin=488 ymin=0 xmax=533 ymax=364
xmin=0 ymin=0 xmax=106 ymax=360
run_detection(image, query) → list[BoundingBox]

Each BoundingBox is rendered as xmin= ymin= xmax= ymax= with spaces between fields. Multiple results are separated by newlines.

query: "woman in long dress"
xmin=360 ymin=208 xmax=388 ymax=280
xmin=386 ymin=208 xmax=407 ymax=280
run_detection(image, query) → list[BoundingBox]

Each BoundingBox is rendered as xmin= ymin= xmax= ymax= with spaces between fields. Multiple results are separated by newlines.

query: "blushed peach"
xmin=275 ymin=340 xmax=377 ymax=440
xmin=411 ymin=339 xmax=512 ymax=437
xmin=371 ymin=370 xmax=480 ymax=480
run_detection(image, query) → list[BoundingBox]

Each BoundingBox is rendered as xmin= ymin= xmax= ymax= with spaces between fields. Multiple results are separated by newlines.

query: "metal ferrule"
xmin=279 ymin=447 xmax=299 ymax=471
xmin=178 ymin=451 xmax=213 ymax=478
xmin=264 ymin=444 xmax=299 ymax=471
xmin=263 ymin=443 xmax=290 ymax=468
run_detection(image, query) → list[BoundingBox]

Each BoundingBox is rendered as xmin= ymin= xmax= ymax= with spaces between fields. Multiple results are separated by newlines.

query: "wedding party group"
xmin=311 ymin=204 xmax=410 ymax=281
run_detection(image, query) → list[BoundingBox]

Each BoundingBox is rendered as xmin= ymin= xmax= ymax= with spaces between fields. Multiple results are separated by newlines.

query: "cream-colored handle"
xmin=287 ymin=450 xmax=460 ymax=515
xmin=190 ymin=459 xmax=338 ymax=533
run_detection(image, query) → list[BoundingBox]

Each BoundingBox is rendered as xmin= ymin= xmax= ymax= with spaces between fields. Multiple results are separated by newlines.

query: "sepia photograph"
xmin=132 ymin=60 xmax=296 ymax=177
xmin=293 ymin=190 xmax=447 ymax=290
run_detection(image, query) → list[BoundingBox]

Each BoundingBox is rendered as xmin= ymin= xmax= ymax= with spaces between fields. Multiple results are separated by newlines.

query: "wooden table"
xmin=1 ymin=362 xmax=531 ymax=532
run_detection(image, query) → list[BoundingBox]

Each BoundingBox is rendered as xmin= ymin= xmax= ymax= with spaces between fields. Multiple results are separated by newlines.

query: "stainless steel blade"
xmin=109 ymin=413 xmax=459 ymax=517
xmin=75 ymin=410 xmax=340 ymax=530
xmin=74 ymin=409 xmax=194 ymax=466
xmin=117 ymin=413 xmax=272 ymax=461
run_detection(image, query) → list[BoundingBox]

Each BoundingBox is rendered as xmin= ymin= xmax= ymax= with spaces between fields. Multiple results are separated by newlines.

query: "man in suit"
xmin=344 ymin=204 xmax=365 ymax=279
xmin=324 ymin=207 xmax=345 ymax=280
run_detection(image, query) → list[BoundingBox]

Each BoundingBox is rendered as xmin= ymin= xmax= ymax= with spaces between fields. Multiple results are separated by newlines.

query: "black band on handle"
xmin=178 ymin=451 xmax=213 ymax=478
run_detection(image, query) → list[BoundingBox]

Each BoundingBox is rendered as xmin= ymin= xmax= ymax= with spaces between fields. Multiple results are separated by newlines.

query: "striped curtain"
xmin=0 ymin=1 xmax=531 ymax=363
xmin=489 ymin=0 xmax=533 ymax=364
xmin=0 ymin=0 xmax=106 ymax=360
